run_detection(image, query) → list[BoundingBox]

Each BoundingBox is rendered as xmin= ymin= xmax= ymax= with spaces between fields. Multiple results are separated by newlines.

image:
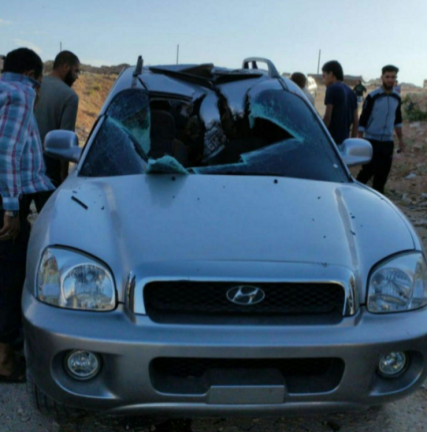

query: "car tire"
xmin=26 ymin=370 xmax=85 ymax=419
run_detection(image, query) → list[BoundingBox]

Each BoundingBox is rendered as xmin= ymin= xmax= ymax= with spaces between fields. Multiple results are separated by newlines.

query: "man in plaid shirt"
xmin=0 ymin=48 xmax=54 ymax=382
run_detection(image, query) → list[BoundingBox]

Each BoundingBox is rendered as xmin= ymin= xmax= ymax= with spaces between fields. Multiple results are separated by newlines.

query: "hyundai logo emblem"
xmin=226 ymin=286 xmax=265 ymax=306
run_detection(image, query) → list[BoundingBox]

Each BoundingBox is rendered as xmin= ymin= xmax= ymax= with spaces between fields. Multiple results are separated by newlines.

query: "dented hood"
xmin=28 ymin=173 xmax=415 ymax=305
xmin=35 ymin=173 xmax=413 ymax=266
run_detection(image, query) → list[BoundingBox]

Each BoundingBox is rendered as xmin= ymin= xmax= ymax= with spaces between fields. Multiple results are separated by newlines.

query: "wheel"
xmin=26 ymin=369 xmax=85 ymax=419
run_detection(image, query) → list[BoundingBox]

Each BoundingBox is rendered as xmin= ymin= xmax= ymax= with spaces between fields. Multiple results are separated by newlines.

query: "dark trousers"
xmin=0 ymin=195 xmax=32 ymax=344
xmin=32 ymin=190 xmax=54 ymax=214
xmin=356 ymin=140 xmax=394 ymax=194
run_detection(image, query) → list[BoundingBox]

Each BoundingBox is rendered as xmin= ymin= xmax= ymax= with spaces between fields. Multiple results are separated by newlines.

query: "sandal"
xmin=0 ymin=357 xmax=26 ymax=384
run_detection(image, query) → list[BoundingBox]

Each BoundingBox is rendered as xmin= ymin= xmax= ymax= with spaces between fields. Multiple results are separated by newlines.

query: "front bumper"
xmin=23 ymin=288 xmax=427 ymax=416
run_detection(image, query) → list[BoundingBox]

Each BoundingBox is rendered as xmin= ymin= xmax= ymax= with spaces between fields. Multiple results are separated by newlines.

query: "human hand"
xmin=0 ymin=213 xmax=21 ymax=241
xmin=398 ymin=141 xmax=405 ymax=153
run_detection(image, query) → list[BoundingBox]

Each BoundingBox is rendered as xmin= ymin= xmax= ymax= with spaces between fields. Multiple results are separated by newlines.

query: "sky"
xmin=1 ymin=0 xmax=427 ymax=86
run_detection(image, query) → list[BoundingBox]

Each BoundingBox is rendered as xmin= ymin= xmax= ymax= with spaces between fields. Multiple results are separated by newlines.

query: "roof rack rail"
xmin=242 ymin=57 xmax=280 ymax=79
xmin=133 ymin=55 xmax=143 ymax=77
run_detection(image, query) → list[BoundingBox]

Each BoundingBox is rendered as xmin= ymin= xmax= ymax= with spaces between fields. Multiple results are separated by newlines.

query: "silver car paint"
xmin=27 ymin=173 xmax=415 ymax=306
xmin=23 ymin=290 xmax=427 ymax=414
xmin=23 ymin=65 xmax=427 ymax=415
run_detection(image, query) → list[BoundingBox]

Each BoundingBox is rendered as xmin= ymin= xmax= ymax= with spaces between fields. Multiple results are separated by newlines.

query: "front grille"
xmin=144 ymin=281 xmax=345 ymax=323
xmin=150 ymin=357 xmax=345 ymax=394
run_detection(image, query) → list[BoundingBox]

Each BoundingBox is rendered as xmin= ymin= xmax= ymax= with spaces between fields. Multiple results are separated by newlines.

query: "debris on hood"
xmin=146 ymin=155 xmax=189 ymax=175
xmin=71 ymin=196 xmax=89 ymax=210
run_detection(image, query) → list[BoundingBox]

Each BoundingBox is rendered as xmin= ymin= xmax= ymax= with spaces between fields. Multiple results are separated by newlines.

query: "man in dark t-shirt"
xmin=322 ymin=61 xmax=358 ymax=145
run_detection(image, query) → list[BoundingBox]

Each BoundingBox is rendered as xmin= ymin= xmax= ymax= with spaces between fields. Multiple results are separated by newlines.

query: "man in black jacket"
xmin=356 ymin=65 xmax=405 ymax=194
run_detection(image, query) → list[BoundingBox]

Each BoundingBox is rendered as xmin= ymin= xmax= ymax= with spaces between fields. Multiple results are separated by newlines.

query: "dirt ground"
xmin=1 ymin=80 xmax=427 ymax=432
xmin=1 ymin=369 xmax=427 ymax=432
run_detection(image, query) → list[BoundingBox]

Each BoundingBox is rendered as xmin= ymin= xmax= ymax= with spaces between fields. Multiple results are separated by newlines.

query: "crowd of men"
xmin=0 ymin=48 xmax=405 ymax=383
xmin=291 ymin=61 xmax=404 ymax=194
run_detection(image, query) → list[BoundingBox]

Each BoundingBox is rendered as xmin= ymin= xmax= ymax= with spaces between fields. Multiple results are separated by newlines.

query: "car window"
xmin=196 ymin=88 xmax=346 ymax=182
xmin=80 ymin=85 xmax=348 ymax=183
xmin=80 ymin=89 xmax=149 ymax=177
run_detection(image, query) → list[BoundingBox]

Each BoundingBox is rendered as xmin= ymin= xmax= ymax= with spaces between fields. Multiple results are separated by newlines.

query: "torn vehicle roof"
xmin=217 ymin=77 xmax=273 ymax=119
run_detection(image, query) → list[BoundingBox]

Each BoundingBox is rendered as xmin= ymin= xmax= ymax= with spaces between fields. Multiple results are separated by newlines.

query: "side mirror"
xmin=44 ymin=130 xmax=82 ymax=163
xmin=340 ymin=138 xmax=372 ymax=167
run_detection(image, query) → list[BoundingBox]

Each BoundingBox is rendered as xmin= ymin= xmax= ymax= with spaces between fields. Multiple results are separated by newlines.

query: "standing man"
xmin=290 ymin=72 xmax=315 ymax=107
xmin=35 ymin=50 xmax=80 ymax=192
xmin=322 ymin=61 xmax=358 ymax=145
xmin=0 ymin=48 xmax=54 ymax=382
xmin=356 ymin=65 xmax=404 ymax=194
xmin=353 ymin=79 xmax=367 ymax=105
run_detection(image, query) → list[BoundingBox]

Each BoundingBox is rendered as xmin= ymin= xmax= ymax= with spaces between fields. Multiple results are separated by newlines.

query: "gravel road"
xmin=1 ymin=381 xmax=427 ymax=432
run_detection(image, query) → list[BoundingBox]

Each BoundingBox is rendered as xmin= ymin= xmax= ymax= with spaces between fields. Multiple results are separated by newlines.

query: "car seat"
xmin=149 ymin=110 xmax=176 ymax=159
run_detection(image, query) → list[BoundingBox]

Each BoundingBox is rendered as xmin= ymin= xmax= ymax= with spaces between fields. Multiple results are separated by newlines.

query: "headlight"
xmin=37 ymin=247 xmax=116 ymax=311
xmin=367 ymin=252 xmax=427 ymax=313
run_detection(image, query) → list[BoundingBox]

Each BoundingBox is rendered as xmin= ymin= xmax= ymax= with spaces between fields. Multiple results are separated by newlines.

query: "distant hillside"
xmin=43 ymin=61 xmax=130 ymax=75
xmin=364 ymin=78 xmax=421 ymax=89
xmin=73 ymin=73 xmax=117 ymax=143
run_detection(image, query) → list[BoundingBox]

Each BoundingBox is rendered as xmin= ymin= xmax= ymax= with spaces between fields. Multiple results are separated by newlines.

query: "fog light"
xmin=378 ymin=352 xmax=407 ymax=377
xmin=65 ymin=350 xmax=101 ymax=380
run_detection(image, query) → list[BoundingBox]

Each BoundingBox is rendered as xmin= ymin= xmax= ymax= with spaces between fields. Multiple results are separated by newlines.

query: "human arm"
xmin=358 ymin=94 xmax=373 ymax=139
xmin=0 ymin=213 xmax=20 ymax=241
xmin=394 ymin=98 xmax=404 ymax=151
xmin=395 ymin=128 xmax=404 ymax=151
xmin=351 ymin=108 xmax=359 ymax=138
xmin=59 ymin=93 xmax=79 ymax=182
xmin=0 ymin=89 xmax=33 ymax=212
xmin=323 ymin=86 xmax=336 ymax=128
xmin=60 ymin=93 xmax=79 ymax=131
xmin=0 ymin=88 xmax=34 ymax=240
xmin=323 ymin=104 xmax=333 ymax=128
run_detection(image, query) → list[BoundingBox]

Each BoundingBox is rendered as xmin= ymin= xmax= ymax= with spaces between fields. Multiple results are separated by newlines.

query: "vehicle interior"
xmin=148 ymin=96 xmax=293 ymax=168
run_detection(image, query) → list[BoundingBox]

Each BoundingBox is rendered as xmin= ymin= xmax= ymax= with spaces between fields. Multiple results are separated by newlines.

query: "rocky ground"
xmin=386 ymin=118 xmax=427 ymax=246
xmin=1 ymin=78 xmax=427 ymax=432
xmin=2 ymin=382 xmax=427 ymax=432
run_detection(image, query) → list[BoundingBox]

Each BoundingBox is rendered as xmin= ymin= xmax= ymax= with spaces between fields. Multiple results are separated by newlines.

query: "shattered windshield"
xmin=80 ymin=89 xmax=149 ymax=177
xmin=80 ymin=83 xmax=348 ymax=183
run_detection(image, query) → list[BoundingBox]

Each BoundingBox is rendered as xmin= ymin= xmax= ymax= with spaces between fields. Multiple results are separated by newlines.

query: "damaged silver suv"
xmin=24 ymin=57 xmax=427 ymax=418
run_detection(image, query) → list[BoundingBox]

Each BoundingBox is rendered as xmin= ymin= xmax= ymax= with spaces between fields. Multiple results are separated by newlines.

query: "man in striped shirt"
xmin=0 ymin=48 xmax=54 ymax=382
